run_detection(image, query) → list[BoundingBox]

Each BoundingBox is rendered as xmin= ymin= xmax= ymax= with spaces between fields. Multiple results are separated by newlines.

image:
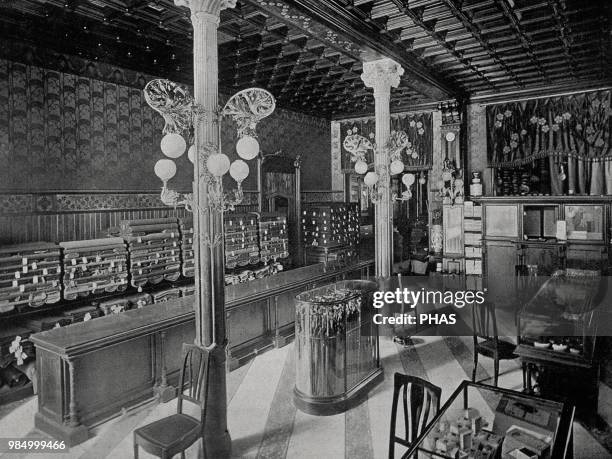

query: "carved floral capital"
xmin=361 ymin=58 xmax=404 ymax=96
xmin=173 ymin=0 xmax=236 ymax=16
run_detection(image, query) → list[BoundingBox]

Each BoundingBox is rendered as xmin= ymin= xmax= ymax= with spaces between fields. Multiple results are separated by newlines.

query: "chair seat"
xmin=476 ymin=339 xmax=517 ymax=359
xmin=134 ymin=413 xmax=201 ymax=450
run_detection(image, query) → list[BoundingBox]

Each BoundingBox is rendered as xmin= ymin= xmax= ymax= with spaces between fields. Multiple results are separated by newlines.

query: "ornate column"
xmin=173 ymin=0 xmax=235 ymax=457
xmin=361 ymin=58 xmax=404 ymax=278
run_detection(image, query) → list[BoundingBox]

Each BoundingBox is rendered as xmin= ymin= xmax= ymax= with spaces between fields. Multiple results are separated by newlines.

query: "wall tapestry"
xmin=486 ymin=90 xmax=612 ymax=195
xmin=338 ymin=112 xmax=433 ymax=172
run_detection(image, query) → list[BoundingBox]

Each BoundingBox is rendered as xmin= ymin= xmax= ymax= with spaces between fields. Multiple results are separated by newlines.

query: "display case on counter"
xmin=293 ymin=280 xmax=382 ymax=415
xmin=402 ymin=381 xmax=574 ymax=459
xmin=516 ymin=268 xmax=608 ymax=421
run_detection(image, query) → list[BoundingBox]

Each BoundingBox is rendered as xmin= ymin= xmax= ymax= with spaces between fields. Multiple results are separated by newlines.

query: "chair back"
xmin=177 ymin=343 xmax=213 ymax=420
xmin=472 ymin=301 xmax=499 ymax=343
xmin=389 ymin=373 xmax=441 ymax=459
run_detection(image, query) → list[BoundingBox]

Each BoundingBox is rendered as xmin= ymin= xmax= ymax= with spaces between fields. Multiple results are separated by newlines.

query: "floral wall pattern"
xmin=486 ymin=90 xmax=612 ymax=195
xmin=0 ymin=51 xmax=332 ymax=193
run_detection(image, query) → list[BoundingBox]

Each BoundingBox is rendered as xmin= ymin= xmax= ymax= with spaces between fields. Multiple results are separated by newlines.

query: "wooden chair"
xmin=472 ymin=301 xmax=517 ymax=387
xmin=389 ymin=373 xmax=441 ymax=459
xmin=134 ymin=343 xmax=213 ymax=459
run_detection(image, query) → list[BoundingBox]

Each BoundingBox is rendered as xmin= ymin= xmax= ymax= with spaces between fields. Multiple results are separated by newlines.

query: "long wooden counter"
xmin=30 ymin=259 xmax=374 ymax=445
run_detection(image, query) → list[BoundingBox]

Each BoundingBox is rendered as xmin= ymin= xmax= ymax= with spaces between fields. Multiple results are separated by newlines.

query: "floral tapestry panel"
xmin=487 ymin=90 xmax=612 ymax=168
xmin=339 ymin=112 xmax=433 ymax=172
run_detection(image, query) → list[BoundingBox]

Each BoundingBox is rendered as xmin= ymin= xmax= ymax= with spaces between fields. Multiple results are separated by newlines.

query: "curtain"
xmin=486 ymin=90 xmax=612 ymax=195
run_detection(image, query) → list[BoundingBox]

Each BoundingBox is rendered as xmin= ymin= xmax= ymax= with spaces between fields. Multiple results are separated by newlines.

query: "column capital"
xmin=361 ymin=58 xmax=404 ymax=96
xmin=174 ymin=0 xmax=236 ymax=16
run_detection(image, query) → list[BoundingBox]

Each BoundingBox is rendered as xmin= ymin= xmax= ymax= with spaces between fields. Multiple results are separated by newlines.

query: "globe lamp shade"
xmin=154 ymin=159 xmax=177 ymax=182
xmin=160 ymin=133 xmax=186 ymax=159
xmin=364 ymin=171 xmax=378 ymax=187
xmin=236 ymin=135 xmax=259 ymax=160
xmin=402 ymin=173 xmax=416 ymax=187
xmin=389 ymin=160 xmax=404 ymax=175
xmin=354 ymin=160 xmax=368 ymax=175
xmin=187 ymin=145 xmax=196 ymax=163
xmin=229 ymin=160 xmax=249 ymax=182
xmin=207 ymin=153 xmax=231 ymax=177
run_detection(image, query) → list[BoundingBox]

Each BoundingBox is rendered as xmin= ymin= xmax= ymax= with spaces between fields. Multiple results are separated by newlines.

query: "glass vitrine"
xmin=402 ymin=381 xmax=574 ymax=459
xmin=293 ymin=280 xmax=381 ymax=415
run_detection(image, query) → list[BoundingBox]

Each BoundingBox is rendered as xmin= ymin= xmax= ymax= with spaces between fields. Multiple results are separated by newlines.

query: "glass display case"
xmin=516 ymin=268 xmax=606 ymax=421
xmin=293 ymin=280 xmax=381 ymax=415
xmin=517 ymin=268 xmax=604 ymax=364
xmin=402 ymin=381 xmax=574 ymax=459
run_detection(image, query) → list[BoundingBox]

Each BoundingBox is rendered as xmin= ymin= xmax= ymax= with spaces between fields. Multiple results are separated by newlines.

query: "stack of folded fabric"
xmin=258 ymin=213 xmax=290 ymax=264
xmin=224 ymin=213 xmax=260 ymax=269
xmin=179 ymin=217 xmax=195 ymax=278
xmin=23 ymin=314 xmax=71 ymax=332
xmin=60 ymin=238 xmax=128 ymax=300
xmin=0 ymin=242 xmax=62 ymax=313
xmin=124 ymin=293 xmax=153 ymax=309
xmin=98 ymin=297 xmax=130 ymax=316
xmin=119 ymin=218 xmax=182 ymax=291
xmin=152 ymin=288 xmax=181 ymax=303
xmin=62 ymin=305 xmax=101 ymax=323
xmin=180 ymin=285 xmax=195 ymax=297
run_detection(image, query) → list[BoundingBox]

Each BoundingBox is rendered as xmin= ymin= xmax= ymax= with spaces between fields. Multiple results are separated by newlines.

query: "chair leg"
xmin=133 ymin=442 xmax=138 ymax=459
xmin=202 ymin=438 xmax=208 ymax=459
xmin=180 ymin=451 xmax=185 ymax=459
xmin=389 ymin=438 xmax=395 ymax=459
xmin=493 ymin=355 xmax=499 ymax=387
xmin=472 ymin=351 xmax=478 ymax=382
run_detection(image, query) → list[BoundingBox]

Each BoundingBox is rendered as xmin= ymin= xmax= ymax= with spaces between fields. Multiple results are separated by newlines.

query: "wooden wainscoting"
xmin=0 ymin=190 xmax=259 ymax=244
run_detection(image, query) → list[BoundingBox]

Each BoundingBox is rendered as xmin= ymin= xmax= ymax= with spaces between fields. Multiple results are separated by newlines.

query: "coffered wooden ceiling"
xmin=0 ymin=0 xmax=610 ymax=118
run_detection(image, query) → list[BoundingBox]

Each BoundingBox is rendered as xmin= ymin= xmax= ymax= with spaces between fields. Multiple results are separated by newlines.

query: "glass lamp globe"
xmin=402 ymin=173 xmax=416 ymax=187
xmin=187 ymin=145 xmax=196 ymax=163
xmin=236 ymin=135 xmax=259 ymax=160
xmin=154 ymin=159 xmax=177 ymax=182
xmin=364 ymin=171 xmax=379 ymax=187
xmin=229 ymin=160 xmax=249 ymax=182
xmin=390 ymin=160 xmax=405 ymax=175
xmin=419 ymin=175 xmax=427 ymax=185
xmin=354 ymin=160 xmax=368 ymax=175
xmin=206 ymin=153 xmax=231 ymax=177
xmin=160 ymin=133 xmax=186 ymax=159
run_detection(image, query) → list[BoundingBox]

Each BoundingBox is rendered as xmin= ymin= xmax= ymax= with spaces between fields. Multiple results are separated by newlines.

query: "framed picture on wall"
xmin=564 ymin=205 xmax=603 ymax=240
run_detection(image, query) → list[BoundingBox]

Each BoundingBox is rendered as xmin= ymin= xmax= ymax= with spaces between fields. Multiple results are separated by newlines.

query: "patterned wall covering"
xmin=0 ymin=48 xmax=332 ymax=193
xmin=0 ymin=47 xmax=333 ymax=244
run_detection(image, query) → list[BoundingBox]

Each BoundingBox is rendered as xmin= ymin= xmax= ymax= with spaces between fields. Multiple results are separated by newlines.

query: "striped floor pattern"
xmin=1 ymin=335 xmax=611 ymax=459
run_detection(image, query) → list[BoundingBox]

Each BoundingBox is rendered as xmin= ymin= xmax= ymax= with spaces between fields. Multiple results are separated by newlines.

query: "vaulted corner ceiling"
xmin=0 ymin=0 xmax=610 ymax=119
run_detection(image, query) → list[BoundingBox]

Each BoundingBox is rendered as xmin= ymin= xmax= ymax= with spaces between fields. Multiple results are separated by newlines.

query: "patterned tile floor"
xmin=0 ymin=335 xmax=611 ymax=458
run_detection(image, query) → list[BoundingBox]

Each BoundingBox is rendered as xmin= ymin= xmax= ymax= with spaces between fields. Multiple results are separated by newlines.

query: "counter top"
xmin=30 ymin=297 xmax=194 ymax=356
xmin=31 ymin=258 xmax=374 ymax=357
